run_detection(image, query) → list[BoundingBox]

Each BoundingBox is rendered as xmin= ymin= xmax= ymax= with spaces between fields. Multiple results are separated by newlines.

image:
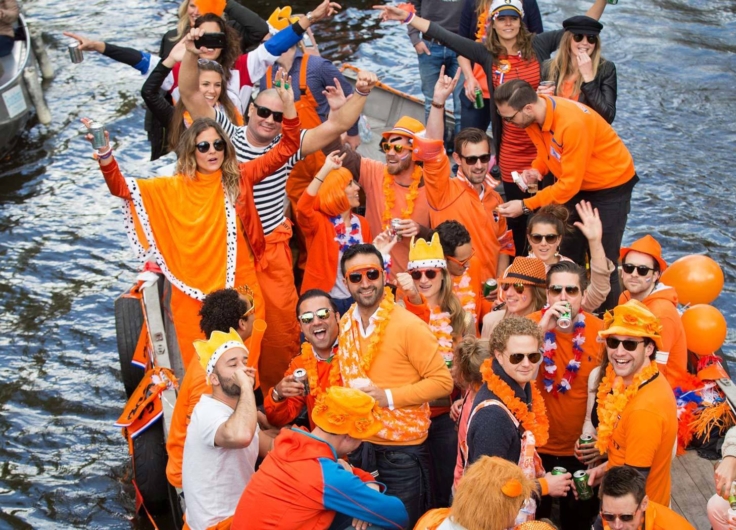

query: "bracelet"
xmin=97 ymin=147 xmax=113 ymax=160
xmin=402 ymin=12 xmax=415 ymax=24
xmin=354 ymin=87 xmax=370 ymax=97
xmin=272 ymin=387 xmax=283 ymax=402
xmin=315 ymin=177 xmax=324 ymax=182
xmin=431 ymin=100 xmax=445 ymax=109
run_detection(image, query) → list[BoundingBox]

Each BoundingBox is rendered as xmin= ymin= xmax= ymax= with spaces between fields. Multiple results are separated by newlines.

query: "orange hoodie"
xmin=618 ymin=284 xmax=688 ymax=388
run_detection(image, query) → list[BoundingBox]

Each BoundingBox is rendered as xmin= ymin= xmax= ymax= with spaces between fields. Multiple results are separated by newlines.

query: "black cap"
xmin=562 ymin=16 xmax=603 ymax=35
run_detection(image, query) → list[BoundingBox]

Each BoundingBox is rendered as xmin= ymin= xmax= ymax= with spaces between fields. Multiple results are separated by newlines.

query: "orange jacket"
xmin=619 ymin=285 xmax=688 ymax=388
xmin=523 ymin=96 xmax=636 ymax=211
xmin=295 ymin=191 xmax=371 ymax=294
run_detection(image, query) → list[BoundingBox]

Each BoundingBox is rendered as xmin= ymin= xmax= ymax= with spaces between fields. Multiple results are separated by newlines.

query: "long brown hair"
xmin=174 ymin=118 xmax=240 ymax=201
xmin=438 ymin=268 xmax=469 ymax=339
xmin=546 ymin=31 xmax=604 ymax=97
xmin=168 ymin=60 xmax=239 ymax=152
xmin=476 ymin=2 xmax=535 ymax=64
xmin=193 ymin=13 xmax=241 ymax=81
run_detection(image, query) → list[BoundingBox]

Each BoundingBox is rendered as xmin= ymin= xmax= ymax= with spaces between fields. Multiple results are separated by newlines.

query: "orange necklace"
xmin=595 ymin=362 xmax=659 ymax=454
xmin=299 ymin=342 xmax=342 ymax=397
xmin=381 ymin=165 xmax=423 ymax=231
xmin=480 ymin=359 xmax=549 ymax=446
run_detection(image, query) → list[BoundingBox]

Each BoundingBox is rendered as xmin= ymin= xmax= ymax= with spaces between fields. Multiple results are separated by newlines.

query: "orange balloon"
xmin=681 ymin=304 xmax=727 ymax=356
xmin=660 ymin=254 xmax=724 ymax=305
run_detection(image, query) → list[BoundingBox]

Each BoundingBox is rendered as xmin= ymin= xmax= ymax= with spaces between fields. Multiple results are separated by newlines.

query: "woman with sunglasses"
xmin=538 ymin=16 xmax=616 ymax=124
xmin=480 ymin=256 xmax=547 ymax=339
xmin=84 ymin=83 xmax=300 ymax=366
xmin=526 ymin=201 xmax=613 ymax=314
xmin=376 ymin=0 xmax=609 ymax=255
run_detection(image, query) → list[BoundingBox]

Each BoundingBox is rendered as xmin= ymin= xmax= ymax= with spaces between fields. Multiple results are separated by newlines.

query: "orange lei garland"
xmin=429 ymin=307 xmax=454 ymax=364
xmin=340 ymin=287 xmax=395 ymax=374
xmin=299 ymin=342 xmax=342 ymax=397
xmin=381 ymin=165 xmax=423 ymax=231
xmin=480 ymin=359 xmax=549 ymax=446
xmin=452 ymin=271 xmax=477 ymax=318
xmin=595 ymin=362 xmax=660 ymax=454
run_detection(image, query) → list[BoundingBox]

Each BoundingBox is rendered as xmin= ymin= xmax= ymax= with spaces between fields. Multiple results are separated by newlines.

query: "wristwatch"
xmin=271 ymin=387 xmax=283 ymax=403
xmin=306 ymin=11 xmax=313 ymax=22
xmin=521 ymin=201 xmax=532 ymax=215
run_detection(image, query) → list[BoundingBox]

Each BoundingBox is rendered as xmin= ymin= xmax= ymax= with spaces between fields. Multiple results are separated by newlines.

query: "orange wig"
xmin=194 ymin=0 xmax=226 ymax=17
xmin=317 ymin=168 xmax=352 ymax=217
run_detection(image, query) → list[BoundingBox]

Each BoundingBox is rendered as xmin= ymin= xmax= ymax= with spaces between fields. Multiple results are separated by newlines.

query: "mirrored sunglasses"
xmin=548 ymin=285 xmax=580 ymax=296
xmin=501 ymin=282 xmax=526 ymax=294
xmin=298 ymin=307 xmax=332 ymax=325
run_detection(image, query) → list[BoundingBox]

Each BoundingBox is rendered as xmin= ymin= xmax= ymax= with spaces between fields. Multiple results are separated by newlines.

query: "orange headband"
xmin=318 ymin=167 xmax=353 ymax=217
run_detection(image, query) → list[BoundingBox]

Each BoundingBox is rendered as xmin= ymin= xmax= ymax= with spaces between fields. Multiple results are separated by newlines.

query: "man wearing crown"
xmin=587 ymin=300 xmax=678 ymax=507
xmin=528 ymin=261 xmax=604 ymax=529
xmin=182 ymin=328 xmax=263 ymax=530
xmin=336 ymin=242 xmax=453 ymax=527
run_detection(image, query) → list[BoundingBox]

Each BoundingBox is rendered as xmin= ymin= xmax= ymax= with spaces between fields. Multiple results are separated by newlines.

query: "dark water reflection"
xmin=0 ymin=0 xmax=734 ymax=526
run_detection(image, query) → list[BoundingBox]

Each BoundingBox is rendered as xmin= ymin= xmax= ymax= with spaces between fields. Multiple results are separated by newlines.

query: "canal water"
xmin=0 ymin=0 xmax=734 ymax=526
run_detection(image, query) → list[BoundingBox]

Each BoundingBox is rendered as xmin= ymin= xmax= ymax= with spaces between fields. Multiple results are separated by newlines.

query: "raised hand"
xmin=373 ymin=4 xmax=410 ymax=23
xmin=321 ymin=149 xmax=347 ymax=173
xmin=576 ymin=51 xmax=594 ymax=83
xmin=372 ymin=229 xmax=399 ymax=255
xmin=432 ymin=64 xmax=461 ymax=105
xmin=63 ymin=31 xmax=104 ymax=53
xmin=355 ymin=70 xmax=378 ymax=94
xmin=573 ymin=200 xmax=602 ymax=243
xmin=166 ymin=39 xmax=188 ymax=64
xmin=309 ymin=0 xmax=342 ymax=23
xmin=183 ymin=27 xmax=207 ymax=56
xmin=323 ymin=78 xmax=348 ymax=111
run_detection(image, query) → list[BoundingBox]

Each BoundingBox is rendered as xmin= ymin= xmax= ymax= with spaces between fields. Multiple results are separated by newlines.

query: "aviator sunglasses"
xmin=605 ymin=337 xmax=645 ymax=351
xmin=529 ymin=233 xmax=560 ymax=244
xmin=410 ymin=269 xmax=439 ymax=281
xmin=573 ymin=34 xmax=598 ymax=45
xmin=548 ymin=285 xmax=580 ymax=296
xmin=501 ymin=282 xmax=526 ymax=295
xmin=621 ymin=263 xmax=656 ymax=276
xmin=253 ymin=103 xmax=284 ymax=122
xmin=346 ymin=267 xmax=381 ymax=284
xmin=380 ymin=142 xmax=407 ymax=154
xmin=507 ymin=351 xmax=542 ymax=364
xmin=196 ymin=139 xmax=226 ymax=153
xmin=298 ymin=308 xmax=332 ymax=325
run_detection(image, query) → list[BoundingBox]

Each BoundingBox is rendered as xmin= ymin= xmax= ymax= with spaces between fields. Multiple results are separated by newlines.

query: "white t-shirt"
xmin=182 ymin=395 xmax=259 ymax=530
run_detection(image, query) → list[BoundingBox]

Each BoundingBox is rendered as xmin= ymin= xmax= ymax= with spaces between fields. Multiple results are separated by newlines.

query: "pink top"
xmin=453 ymin=386 xmax=479 ymax=489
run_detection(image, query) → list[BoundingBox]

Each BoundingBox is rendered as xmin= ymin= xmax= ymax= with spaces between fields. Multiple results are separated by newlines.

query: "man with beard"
xmin=264 ymin=289 xmax=342 ymax=427
xmin=424 ymin=68 xmax=514 ymax=280
xmin=182 ymin=328 xmax=260 ymax=530
xmin=494 ymin=79 xmax=638 ymax=312
xmin=337 ymin=243 xmax=453 ymax=527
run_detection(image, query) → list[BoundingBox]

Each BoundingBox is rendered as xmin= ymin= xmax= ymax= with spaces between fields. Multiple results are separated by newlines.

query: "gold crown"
xmin=408 ymin=233 xmax=446 ymax=271
xmin=267 ymin=6 xmax=300 ymax=32
xmin=193 ymin=328 xmax=248 ymax=380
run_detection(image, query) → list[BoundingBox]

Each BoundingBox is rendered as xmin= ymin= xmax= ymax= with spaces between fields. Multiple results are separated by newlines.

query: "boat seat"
xmin=0 ymin=39 xmax=24 ymax=87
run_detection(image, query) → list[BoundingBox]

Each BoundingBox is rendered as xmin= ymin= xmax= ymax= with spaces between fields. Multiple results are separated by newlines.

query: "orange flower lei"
xmin=381 ymin=165 xmax=423 ymax=231
xmin=339 ymin=287 xmax=396 ymax=374
xmin=299 ymin=342 xmax=342 ymax=397
xmin=595 ymin=362 xmax=660 ymax=454
xmin=452 ymin=271 xmax=477 ymax=318
xmin=429 ymin=308 xmax=454 ymax=364
xmin=475 ymin=9 xmax=489 ymax=42
xmin=480 ymin=359 xmax=549 ymax=446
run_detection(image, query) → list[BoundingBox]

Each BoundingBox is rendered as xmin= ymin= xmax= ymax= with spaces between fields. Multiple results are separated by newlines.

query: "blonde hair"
xmin=438 ymin=268 xmax=469 ymax=339
xmin=546 ymin=31 xmax=603 ymax=97
xmin=171 ymin=0 xmax=193 ymax=44
xmin=174 ymin=118 xmax=240 ymax=202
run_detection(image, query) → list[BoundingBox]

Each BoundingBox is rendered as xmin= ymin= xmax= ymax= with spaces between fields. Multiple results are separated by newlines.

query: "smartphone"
xmin=195 ymin=32 xmax=226 ymax=49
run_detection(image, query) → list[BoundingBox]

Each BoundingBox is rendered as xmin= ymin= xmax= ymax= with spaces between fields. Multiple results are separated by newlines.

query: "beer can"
xmin=390 ymin=218 xmax=403 ymax=240
xmin=551 ymin=466 xmax=567 ymax=476
xmin=579 ymin=434 xmax=594 ymax=446
xmin=293 ymin=368 xmax=309 ymax=396
xmin=483 ymin=279 xmax=498 ymax=297
xmin=89 ymin=122 xmax=107 ymax=150
xmin=68 ymin=42 xmax=83 ymax=64
xmin=557 ymin=301 xmax=572 ymax=329
xmin=607 ymin=0 xmax=618 ymax=4
xmin=473 ymin=88 xmax=484 ymax=109
xmin=573 ymin=470 xmax=594 ymax=501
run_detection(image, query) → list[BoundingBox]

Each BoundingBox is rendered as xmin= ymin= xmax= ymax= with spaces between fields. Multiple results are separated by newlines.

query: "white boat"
xmin=0 ymin=14 xmax=34 ymax=157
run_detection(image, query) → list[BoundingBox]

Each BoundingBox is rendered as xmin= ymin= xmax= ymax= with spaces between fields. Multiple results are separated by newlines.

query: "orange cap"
xmin=620 ymin=235 xmax=667 ymax=272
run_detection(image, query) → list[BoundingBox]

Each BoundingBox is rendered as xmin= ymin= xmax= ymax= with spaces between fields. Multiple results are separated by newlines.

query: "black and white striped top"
xmin=215 ymin=109 xmax=306 ymax=235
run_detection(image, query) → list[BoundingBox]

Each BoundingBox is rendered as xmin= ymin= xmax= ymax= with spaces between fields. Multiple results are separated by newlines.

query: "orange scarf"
xmin=300 ymin=342 xmax=342 ymax=397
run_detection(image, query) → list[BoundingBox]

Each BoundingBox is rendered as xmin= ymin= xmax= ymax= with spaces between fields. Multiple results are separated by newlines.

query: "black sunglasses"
xmin=605 ymin=337 xmax=645 ymax=352
xmin=298 ymin=307 xmax=332 ymax=325
xmin=529 ymin=233 xmax=560 ymax=244
xmin=460 ymin=153 xmax=491 ymax=165
xmin=508 ymin=351 xmax=542 ymax=365
xmin=195 ymin=139 xmax=226 ymax=153
xmin=621 ymin=263 xmax=656 ymax=276
xmin=573 ymin=34 xmax=598 ymax=45
xmin=410 ymin=269 xmax=439 ymax=281
xmin=548 ymin=285 xmax=580 ymax=296
xmin=501 ymin=282 xmax=525 ymax=294
xmin=497 ymin=108 xmax=520 ymax=123
xmin=253 ymin=103 xmax=283 ymax=122
xmin=346 ymin=268 xmax=381 ymax=284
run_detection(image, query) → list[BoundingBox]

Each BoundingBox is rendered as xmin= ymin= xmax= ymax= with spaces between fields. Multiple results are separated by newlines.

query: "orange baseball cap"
xmin=620 ymin=235 xmax=667 ymax=272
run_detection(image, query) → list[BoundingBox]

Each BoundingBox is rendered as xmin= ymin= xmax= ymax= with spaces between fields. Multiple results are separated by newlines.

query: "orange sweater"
xmin=523 ymin=96 xmax=636 ymax=211
xmin=296 ymin=191 xmax=371 ymax=294
xmin=423 ymin=156 xmax=514 ymax=280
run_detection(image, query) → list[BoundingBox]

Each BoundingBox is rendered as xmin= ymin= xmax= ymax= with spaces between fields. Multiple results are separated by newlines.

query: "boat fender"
xmin=23 ymin=66 xmax=51 ymax=124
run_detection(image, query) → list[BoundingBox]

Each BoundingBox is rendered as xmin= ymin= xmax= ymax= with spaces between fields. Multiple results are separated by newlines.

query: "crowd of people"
xmin=77 ymin=0 xmax=722 ymax=527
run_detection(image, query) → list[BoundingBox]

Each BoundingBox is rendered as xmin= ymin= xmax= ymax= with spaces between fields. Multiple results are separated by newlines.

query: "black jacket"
xmin=541 ymin=58 xmax=617 ymax=123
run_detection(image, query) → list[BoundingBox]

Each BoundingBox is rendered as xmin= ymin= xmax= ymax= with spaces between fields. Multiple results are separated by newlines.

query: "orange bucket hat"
xmin=598 ymin=299 xmax=664 ymax=351
xmin=620 ymin=235 xmax=667 ymax=272
xmin=498 ymin=257 xmax=546 ymax=287
xmin=317 ymin=167 xmax=353 ymax=217
xmin=311 ymin=386 xmax=382 ymax=439
xmin=382 ymin=116 xmax=426 ymax=141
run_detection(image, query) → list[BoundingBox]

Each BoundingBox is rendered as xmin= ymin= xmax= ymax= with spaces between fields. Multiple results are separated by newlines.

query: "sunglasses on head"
xmin=196 ymin=139 xmax=226 ymax=153
xmin=241 ymin=303 xmax=255 ymax=319
xmin=573 ymin=33 xmax=598 ymax=44
xmin=460 ymin=153 xmax=492 ymax=165
xmin=621 ymin=263 xmax=656 ymax=276
xmin=298 ymin=307 xmax=332 ymax=325
xmin=501 ymin=282 xmax=525 ymax=294
xmin=346 ymin=267 xmax=382 ymax=284
xmin=410 ymin=269 xmax=440 ymax=281
xmin=529 ymin=233 xmax=560 ymax=244
xmin=508 ymin=351 xmax=542 ymax=364
xmin=253 ymin=103 xmax=283 ymax=122
xmin=605 ymin=337 xmax=645 ymax=351
xmin=197 ymin=58 xmax=224 ymax=74
xmin=548 ymin=285 xmax=580 ymax=296
xmin=380 ymin=142 xmax=407 ymax=154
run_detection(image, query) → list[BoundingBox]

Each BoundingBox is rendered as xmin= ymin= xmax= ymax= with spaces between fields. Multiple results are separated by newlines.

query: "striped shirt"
xmin=216 ymin=109 xmax=306 ymax=235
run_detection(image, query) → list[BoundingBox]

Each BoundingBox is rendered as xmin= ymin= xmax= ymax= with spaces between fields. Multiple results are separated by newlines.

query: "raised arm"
xmin=585 ymin=0 xmax=609 ymax=21
xmin=63 ymin=32 xmax=156 ymax=75
xmin=140 ymin=43 xmax=186 ymax=126
xmin=224 ymin=0 xmax=269 ymax=50
xmin=574 ymin=201 xmax=613 ymax=313
xmin=82 ymin=118 xmax=131 ymax=199
xmin=179 ymin=27 xmax=217 ymax=121
xmin=214 ymin=367 xmax=258 ymax=448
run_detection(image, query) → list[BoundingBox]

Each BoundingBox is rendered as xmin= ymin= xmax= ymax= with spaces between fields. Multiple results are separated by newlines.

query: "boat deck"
xmin=673 ymin=450 xmax=716 ymax=529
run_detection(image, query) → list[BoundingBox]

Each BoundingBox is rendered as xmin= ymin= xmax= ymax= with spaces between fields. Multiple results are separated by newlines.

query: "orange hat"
xmin=311 ymin=386 xmax=382 ymax=439
xmin=382 ymin=116 xmax=426 ymax=141
xmin=317 ymin=167 xmax=353 ymax=217
xmin=194 ymin=0 xmax=226 ymax=17
xmin=620 ymin=235 xmax=667 ymax=272
xmin=599 ymin=299 xmax=664 ymax=351
xmin=498 ymin=257 xmax=546 ymax=287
